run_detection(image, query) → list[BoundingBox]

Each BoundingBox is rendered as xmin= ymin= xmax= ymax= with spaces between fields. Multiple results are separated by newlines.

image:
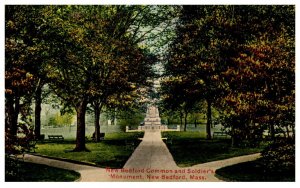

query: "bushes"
xmin=5 ymin=123 xmax=36 ymax=180
xmin=261 ymin=139 xmax=295 ymax=172
xmin=118 ymin=111 xmax=145 ymax=132
xmin=47 ymin=112 xmax=74 ymax=127
xmin=214 ymin=138 xmax=295 ymax=181
xmin=5 ymin=154 xmax=22 ymax=181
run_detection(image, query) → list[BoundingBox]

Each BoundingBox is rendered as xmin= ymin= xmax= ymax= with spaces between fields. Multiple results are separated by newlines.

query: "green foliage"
xmin=161 ymin=131 xmax=205 ymax=140
xmin=5 ymin=123 xmax=35 ymax=155
xmin=6 ymin=5 xmax=177 ymax=151
xmin=5 ymin=155 xmax=21 ymax=180
xmin=117 ymin=110 xmax=145 ymax=131
xmin=161 ymin=5 xmax=294 ymax=144
xmin=220 ymin=114 xmax=264 ymax=147
xmin=261 ymin=139 xmax=295 ymax=172
xmin=104 ymin=132 xmax=144 ymax=140
xmin=160 ymin=105 xmax=218 ymax=125
xmin=47 ymin=112 xmax=74 ymax=127
xmin=5 ymin=5 xmax=43 ymax=137
xmin=218 ymin=6 xmax=295 ymax=141
xmin=5 ymin=123 xmax=37 ymax=180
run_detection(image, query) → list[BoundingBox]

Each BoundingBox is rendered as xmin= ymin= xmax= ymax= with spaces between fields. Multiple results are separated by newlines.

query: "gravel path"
xmin=23 ymin=130 xmax=260 ymax=182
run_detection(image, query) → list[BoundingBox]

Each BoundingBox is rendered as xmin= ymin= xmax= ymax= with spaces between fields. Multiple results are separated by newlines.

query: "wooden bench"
xmin=48 ymin=135 xmax=64 ymax=141
xmin=91 ymin=133 xmax=105 ymax=141
xmin=125 ymin=140 xmax=135 ymax=150
xmin=213 ymin=132 xmax=229 ymax=139
xmin=34 ymin=134 xmax=45 ymax=141
xmin=100 ymin=133 xmax=105 ymax=140
xmin=162 ymin=137 xmax=173 ymax=144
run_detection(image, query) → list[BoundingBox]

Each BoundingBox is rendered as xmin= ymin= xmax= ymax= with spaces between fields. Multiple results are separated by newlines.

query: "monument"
xmin=139 ymin=105 xmax=167 ymax=130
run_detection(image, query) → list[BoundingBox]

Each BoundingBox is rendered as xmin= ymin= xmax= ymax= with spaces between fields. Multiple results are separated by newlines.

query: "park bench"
xmin=91 ymin=133 xmax=105 ymax=141
xmin=34 ymin=134 xmax=45 ymax=140
xmin=162 ymin=137 xmax=173 ymax=144
xmin=100 ymin=133 xmax=105 ymax=140
xmin=125 ymin=140 xmax=135 ymax=150
xmin=213 ymin=132 xmax=229 ymax=139
xmin=48 ymin=135 xmax=64 ymax=141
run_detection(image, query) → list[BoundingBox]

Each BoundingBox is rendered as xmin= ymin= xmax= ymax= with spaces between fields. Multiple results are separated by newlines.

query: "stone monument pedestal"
xmin=140 ymin=105 xmax=167 ymax=131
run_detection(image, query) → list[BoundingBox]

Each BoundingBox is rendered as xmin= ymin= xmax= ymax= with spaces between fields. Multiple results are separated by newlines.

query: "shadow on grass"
xmin=215 ymin=159 xmax=295 ymax=182
xmin=5 ymin=160 xmax=80 ymax=182
xmin=162 ymin=131 xmax=262 ymax=167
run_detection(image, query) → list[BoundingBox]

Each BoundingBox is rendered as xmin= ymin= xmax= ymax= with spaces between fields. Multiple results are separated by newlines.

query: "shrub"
xmin=261 ymin=139 xmax=295 ymax=172
xmin=5 ymin=123 xmax=35 ymax=180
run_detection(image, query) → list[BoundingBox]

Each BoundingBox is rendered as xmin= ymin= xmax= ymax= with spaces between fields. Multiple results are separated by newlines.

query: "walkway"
xmin=23 ymin=129 xmax=260 ymax=182
xmin=124 ymin=130 xmax=177 ymax=169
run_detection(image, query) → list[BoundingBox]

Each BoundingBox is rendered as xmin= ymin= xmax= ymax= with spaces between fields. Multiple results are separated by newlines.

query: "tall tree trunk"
xmin=13 ymin=95 xmax=20 ymax=136
xmin=73 ymin=99 xmax=88 ymax=152
xmin=184 ymin=111 xmax=188 ymax=132
xmin=179 ymin=111 xmax=183 ymax=127
xmin=206 ymin=99 xmax=212 ymax=140
xmin=231 ymin=135 xmax=236 ymax=147
xmin=5 ymin=94 xmax=20 ymax=136
xmin=231 ymin=124 xmax=237 ymax=147
xmin=5 ymin=95 xmax=20 ymax=136
xmin=94 ymin=103 xmax=102 ymax=142
xmin=111 ymin=118 xmax=114 ymax=125
xmin=111 ymin=108 xmax=116 ymax=125
xmin=34 ymin=86 xmax=42 ymax=139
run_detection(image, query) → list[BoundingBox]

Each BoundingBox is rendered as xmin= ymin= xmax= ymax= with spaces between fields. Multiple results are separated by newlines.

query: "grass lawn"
xmin=161 ymin=131 xmax=263 ymax=167
xmin=6 ymin=161 xmax=80 ymax=182
xmin=215 ymin=159 xmax=295 ymax=181
xmin=36 ymin=132 xmax=144 ymax=168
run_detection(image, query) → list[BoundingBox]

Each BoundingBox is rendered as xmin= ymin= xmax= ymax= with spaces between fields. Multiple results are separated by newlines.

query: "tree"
xmin=5 ymin=6 xmax=49 ymax=138
xmin=85 ymin=5 xmax=175 ymax=141
xmin=160 ymin=75 xmax=202 ymax=131
xmin=217 ymin=6 xmax=295 ymax=145
xmin=5 ymin=5 xmax=57 ymax=141
xmin=221 ymin=29 xmax=294 ymax=144
xmin=5 ymin=6 xmax=45 ymax=179
xmin=39 ymin=5 xmax=169 ymax=149
xmin=5 ymin=5 xmax=177 ymax=151
xmin=6 ymin=6 xmax=29 ymax=136
xmin=163 ymin=6 xmax=229 ymax=138
xmin=162 ymin=5 xmax=294 ymax=144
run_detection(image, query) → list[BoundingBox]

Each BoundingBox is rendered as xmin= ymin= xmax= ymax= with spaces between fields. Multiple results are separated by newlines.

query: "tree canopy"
xmin=160 ymin=5 xmax=295 ymax=143
xmin=5 ymin=5 xmax=179 ymax=151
